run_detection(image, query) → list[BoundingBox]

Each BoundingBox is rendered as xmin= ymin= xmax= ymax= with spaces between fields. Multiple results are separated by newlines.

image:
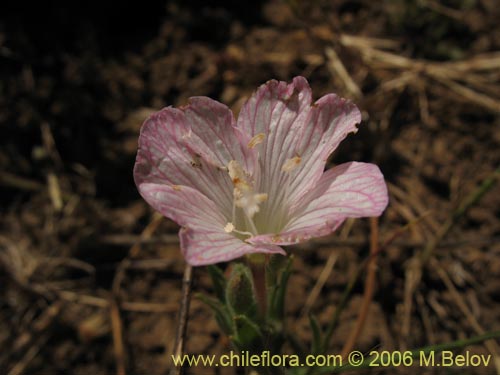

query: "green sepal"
xmin=225 ymin=263 xmax=258 ymax=319
xmin=206 ymin=265 xmax=226 ymax=302
xmin=309 ymin=313 xmax=323 ymax=355
xmin=231 ymin=314 xmax=264 ymax=352
xmin=196 ymin=293 xmax=233 ymax=335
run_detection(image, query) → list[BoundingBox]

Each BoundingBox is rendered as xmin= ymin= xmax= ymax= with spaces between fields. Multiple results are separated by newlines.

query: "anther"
xmin=282 ymin=156 xmax=301 ymax=172
xmin=247 ymin=133 xmax=265 ymax=149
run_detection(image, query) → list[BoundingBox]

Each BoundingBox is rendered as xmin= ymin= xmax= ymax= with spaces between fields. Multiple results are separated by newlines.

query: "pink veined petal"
xmin=181 ymin=228 xmax=286 ymax=266
xmin=237 ymin=77 xmax=312 ymax=222
xmin=286 ymin=93 xmax=362 ymax=204
xmin=138 ymin=183 xmax=285 ymax=266
xmin=134 ymin=98 xmax=251 ymax=219
xmin=179 ymin=97 xmax=256 ymax=173
xmin=248 ymin=162 xmax=388 ymax=246
xmin=236 ymin=77 xmax=361 ymax=231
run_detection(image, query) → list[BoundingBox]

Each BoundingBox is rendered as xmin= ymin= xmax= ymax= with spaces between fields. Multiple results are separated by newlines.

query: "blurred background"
xmin=1 ymin=0 xmax=499 ymax=374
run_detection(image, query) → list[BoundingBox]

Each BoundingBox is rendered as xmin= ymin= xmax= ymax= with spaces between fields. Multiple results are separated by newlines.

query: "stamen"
xmin=244 ymin=214 xmax=259 ymax=235
xmin=228 ymin=160 xmax=250 ymax=190
xmin=282 ymin=156 xmax=301 ymax=173
xmin=231 ymin=193 xmax=236 ymax=224
xmin=238 ymin=193 xmax=268 ymax=218
xmin=224 ymin=222 xmax=254 ymax=237
xmin=227 ymin=159 xmax=268 ymax=235
xmin=247 ymin=133 xmax=265 ymax=149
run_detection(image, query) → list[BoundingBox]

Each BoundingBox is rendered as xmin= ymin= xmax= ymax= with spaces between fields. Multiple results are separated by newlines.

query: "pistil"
xmin=227 ymin=160 xmax=268 ymax=236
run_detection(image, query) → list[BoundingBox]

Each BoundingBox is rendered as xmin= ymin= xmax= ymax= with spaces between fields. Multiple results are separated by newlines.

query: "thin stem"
xmin=246 ymin=212 xmax=259 ymax=235
xmin=170 ymin=264 xmax=193 ymax=375
xmin=321 ymin=261 xmax=363 ymax=353
xmin=431 ymin=258 xmax=500 ymax=358
xmin=421 ymin=167 xmax=500 ymax=264
xmin=110 ymin=298 xmax=127 ymax=375
xmin=340 ymin=217 xmax=379 ymax=358
xmin=249 ymin=258 xmax=267 ymax=318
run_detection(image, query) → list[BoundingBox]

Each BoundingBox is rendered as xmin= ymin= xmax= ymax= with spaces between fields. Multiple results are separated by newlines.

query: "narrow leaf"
xmin=309 ymin=313 xmax=323 ymax=355
xmin=196 ymin=293 xmax=233 ymax=335
xmin=207 ymin=264 xmax=227 ymax=302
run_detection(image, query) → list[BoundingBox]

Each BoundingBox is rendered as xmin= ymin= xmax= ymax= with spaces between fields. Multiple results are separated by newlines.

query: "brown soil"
xmin=1 ymin=1 xmax=499 ymax=374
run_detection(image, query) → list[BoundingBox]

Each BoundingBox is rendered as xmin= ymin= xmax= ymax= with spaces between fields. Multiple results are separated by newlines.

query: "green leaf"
xmin=206 ymin=264 xmax=227 ymax=302
xmin=231 ymin=314 xmax=264 ymax=352
xmin=266 ymin=254 xmax=288 ymax=288
xmin=226 ymin=263 xmax=258 ymax=319
xmin=309 ymin=313 xmax=322 ymax=355
xmin=196 ymin=293 xmax=233 ymax=335
xmin=268 ymin=256 xmax=293 ymax=321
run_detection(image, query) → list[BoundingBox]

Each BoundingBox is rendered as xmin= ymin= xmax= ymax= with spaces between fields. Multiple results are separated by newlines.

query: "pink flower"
xmin=134 ymin=77 xmax=388 ymax=266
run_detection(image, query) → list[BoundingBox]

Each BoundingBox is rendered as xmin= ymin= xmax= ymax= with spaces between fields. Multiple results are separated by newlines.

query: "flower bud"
xmin=225 ymin=263 xmax=258 ymax=319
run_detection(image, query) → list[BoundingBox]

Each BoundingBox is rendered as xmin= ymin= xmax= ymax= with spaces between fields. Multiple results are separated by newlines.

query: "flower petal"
xmin=286 ymin=94 xmax=362 ymax=203
xmin=237 ymin=77 xmax=311 ymax=214
xmin=178 ymin=97 xmax=256 ymax=172
xmin=181 ymin=228 xmax=285 ymax=266
xmin=134 ymin=97 xmax=251 ymax=219
xmin=249 ymin=162 xmax=388 ymax=245
xmin=138 ymin=183 xmax=284 ymax=265
xmin=237 ymin=77 xmax=361 ymax=231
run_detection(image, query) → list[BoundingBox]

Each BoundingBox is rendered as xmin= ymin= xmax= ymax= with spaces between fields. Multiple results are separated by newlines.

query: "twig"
xmin=41 ymin=122 xmax=64 ymax=211
xmin=47 ymin=173 xmax=63 ymax=211
xmin=419 ymin=0 xmax=465 ymax=21
xmin=57 ymin=290 xmax=177 ymax=313
xmin=431 ymin=258 xmax=500 ymax=371
xmin=416 ymin=292 xmax=436 ymax=345
xmin=421 ymin=167 xmax=500 ymax=264
xmin=7 ymin=333 xmax=51 ymax=375
xmin=112 ymin=212 xmax=164 ymax=294
xmin=340 ymin=217 xmax=379 ymax=358
xmin=321 ymin=255 xmax=366 ymax=353
xmin=0 ymin=171 xmax=44 ymax=191
xmin=388 ymin=181 xmax=440 ymax=233
xmin=338 ymin=34 xmax=500 ymax=112
xmin=40 ymin=122 xmax=63 ymax=168
xmin=302 ymin=252 xmax=339 ymax=317
xmin=170 ymin=264 xmax=193 ymax=375
xmin=433 ymin=75 xmax=500 ymax=113
xmin=105 ymin=212 xmax=165 ymax=375
xmin=5 ymin=301 xmax=63 ymax=375
xmin=110 ymin=298 xmax=127 ymax=375
xmin=99 ymin=234 xmax=180 ymax=246
xmin=316 ymin=212 xmax=436 ymax=356
xmin=325 ymin=47 xmax=362 ymax=98
xmin=300 ymin=219 xmax=354 ymax=318
xmin=402 ymin=168 xmax=500 ymax=348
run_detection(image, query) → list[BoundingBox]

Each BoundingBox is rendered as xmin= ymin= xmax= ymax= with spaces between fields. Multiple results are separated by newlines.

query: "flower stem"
xmin=247 ymin=254 xmax=268 ymax=318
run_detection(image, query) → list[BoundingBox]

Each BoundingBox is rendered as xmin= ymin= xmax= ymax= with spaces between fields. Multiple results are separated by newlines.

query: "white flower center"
xmin=226 ymin=160 xmax=267 ymax=236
